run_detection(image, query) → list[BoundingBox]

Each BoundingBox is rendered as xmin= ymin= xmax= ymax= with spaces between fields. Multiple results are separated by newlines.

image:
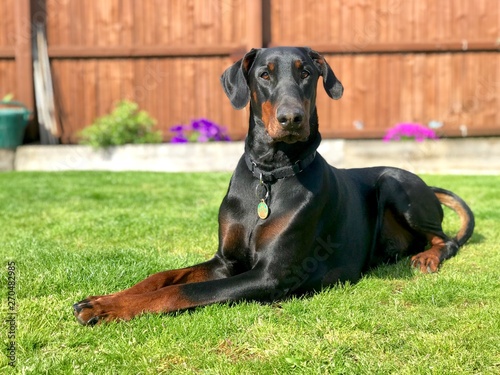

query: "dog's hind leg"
xmin=376 ymin=169 xmax=473 ymax=273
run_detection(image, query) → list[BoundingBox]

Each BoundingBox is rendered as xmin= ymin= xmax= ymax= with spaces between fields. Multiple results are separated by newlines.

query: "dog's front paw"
xmin=411 ymin=251 xmax=441 ymax=273
xmin=73 ymin=298 xmax=101 ymax=326
xmin=73 ymin=295 xmax=126 ymax=326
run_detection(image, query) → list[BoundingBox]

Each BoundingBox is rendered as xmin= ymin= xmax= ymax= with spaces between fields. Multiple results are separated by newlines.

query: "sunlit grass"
xmin=0 ymin=172 xmax=498 ymax=374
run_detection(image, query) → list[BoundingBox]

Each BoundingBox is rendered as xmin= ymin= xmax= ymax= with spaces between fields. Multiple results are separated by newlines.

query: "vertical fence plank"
xmin=386 ymin=56 xmax=401 ymax=130
xmin=377 ymin=54 xmax=390 ymax=132
xmin=14 ymin=0 xmax=33 ymax=110
xmin=424 ymin=54 xmax=438 ymax=126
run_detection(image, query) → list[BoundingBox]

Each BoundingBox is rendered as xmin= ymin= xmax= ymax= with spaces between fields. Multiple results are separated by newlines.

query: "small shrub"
xmin=79 ymin=100 xmax=162 ymax=148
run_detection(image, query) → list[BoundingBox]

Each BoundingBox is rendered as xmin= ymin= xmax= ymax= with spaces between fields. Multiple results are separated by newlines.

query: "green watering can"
xmin=0 ymin=101 xmax=31 ymax=149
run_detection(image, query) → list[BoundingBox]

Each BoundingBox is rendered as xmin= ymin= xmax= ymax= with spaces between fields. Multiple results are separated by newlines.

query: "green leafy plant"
xmin=79 ymin=100 xmax=162 ymax=147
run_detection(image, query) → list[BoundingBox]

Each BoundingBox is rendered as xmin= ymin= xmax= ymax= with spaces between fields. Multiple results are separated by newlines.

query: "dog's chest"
xmin=218 ymin=177 xmax=319 ymax=271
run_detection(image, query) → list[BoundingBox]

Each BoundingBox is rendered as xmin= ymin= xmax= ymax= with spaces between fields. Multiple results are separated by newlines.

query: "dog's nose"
xmin=277 ymin=108 xmax=304 ymax=127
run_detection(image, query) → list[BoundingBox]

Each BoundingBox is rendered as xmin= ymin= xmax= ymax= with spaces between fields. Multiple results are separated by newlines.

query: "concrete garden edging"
xmin=1 ymin=138 xmax=499 ymax=174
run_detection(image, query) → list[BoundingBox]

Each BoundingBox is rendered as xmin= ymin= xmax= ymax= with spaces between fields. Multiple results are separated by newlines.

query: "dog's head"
xmin=221 ymin=47 xmax=343 ymax=144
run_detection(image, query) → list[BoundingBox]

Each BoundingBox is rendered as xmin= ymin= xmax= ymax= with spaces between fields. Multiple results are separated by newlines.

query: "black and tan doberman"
xmin=74 ymin=47 xmax=474 ymax=325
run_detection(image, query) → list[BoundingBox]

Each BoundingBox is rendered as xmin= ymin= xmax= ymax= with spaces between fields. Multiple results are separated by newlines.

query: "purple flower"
xmin=169 ymin=118 xmax=231 ymax=143
xmin=197 ymin=134 xmax=210 ymax=142
xmin=169 ymin=125 xmax=186 ymax=133
xmin=171 ymin=135 xmax=188 ymax=143
xmin=383 ymin=123 xmax=438 ymax=142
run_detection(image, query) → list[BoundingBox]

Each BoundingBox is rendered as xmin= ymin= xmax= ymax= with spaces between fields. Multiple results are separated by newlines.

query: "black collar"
xmin=245 ymin=150 xmax=317 ymax=182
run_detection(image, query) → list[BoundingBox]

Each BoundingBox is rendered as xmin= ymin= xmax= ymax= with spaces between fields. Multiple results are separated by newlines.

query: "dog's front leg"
xmin=73 ymin=267 xmax=279 ymax=325
xmin=73 ymin=256 xmax=231 ymax=325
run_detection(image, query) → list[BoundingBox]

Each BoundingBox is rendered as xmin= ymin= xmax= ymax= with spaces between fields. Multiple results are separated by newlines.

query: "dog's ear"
xmin=307 ymin=49 xmax=343 ymax=100
xmin=220 ymin=48 xmax=259 ymax=109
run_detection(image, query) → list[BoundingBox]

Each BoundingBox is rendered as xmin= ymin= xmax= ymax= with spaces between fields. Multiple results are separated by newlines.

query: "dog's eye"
xmin=260 ymin=71 xmax=270 ymax=80
xmin=300 ymin=70 xmax=310 ymax=79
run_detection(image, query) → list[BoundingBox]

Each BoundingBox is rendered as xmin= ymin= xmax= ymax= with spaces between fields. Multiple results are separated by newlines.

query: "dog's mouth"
xmin=260 ymin=100 xmax=313 ymax=144
xmin=273 ymin=116 xmax=311 ymax=143
xmin=274 ymin=130 xmax=309 ymax=144
xmin=260 ymin=102 xmax=311 ymax=143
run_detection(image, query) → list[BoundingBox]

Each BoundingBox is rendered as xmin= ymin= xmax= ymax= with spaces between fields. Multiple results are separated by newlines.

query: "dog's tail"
xmin=431 ymin=187 xmax=475 ymax=247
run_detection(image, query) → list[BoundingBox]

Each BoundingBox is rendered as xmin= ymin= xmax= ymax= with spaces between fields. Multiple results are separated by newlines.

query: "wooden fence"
xmin=1 ymin=0 xmax=499 ymax=144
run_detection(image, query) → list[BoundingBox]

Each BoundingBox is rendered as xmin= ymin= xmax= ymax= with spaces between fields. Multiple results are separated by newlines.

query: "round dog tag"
xmin=257 ymin=200 xmax=269 ymax=219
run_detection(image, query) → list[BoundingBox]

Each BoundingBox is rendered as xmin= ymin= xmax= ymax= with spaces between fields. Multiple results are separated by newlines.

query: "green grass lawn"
xmin=1 ymin=171 xmax=499 ymax=374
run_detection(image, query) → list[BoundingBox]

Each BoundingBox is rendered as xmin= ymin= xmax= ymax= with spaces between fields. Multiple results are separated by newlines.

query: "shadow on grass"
xmin=367 ymin=258 xmax=416 ymax=280
xmin=468 ymin=231 xmax=485 ymax=245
